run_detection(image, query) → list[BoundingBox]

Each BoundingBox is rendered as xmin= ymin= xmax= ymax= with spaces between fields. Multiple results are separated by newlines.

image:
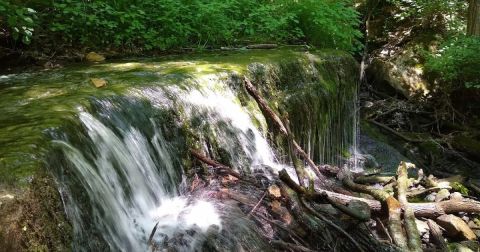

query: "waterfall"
xmin=41 ymin=52 xmax=360 ymax=251
xmin=52 ymin=98 xmax=225 ymax=251
xmin=51 ymin=82 xmax=285 ymax=251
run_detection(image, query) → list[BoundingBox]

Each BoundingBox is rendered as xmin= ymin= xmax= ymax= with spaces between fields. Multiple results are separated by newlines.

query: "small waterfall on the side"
xmin=50 ymin=98 xmax=226 ymax=251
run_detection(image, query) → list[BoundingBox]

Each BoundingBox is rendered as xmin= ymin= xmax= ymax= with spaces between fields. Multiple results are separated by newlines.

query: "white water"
xmin=56 ymin=111 xmax=221 ymax=251
xmin=135 ymin=74 xmax=290 ymax=175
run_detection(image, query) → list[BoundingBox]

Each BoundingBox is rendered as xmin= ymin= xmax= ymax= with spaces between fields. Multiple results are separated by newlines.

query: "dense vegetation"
xmin=1 ymin=0 xmax=362 ymax=53
xmin=363 ymin=0 xmax=479 ymax=94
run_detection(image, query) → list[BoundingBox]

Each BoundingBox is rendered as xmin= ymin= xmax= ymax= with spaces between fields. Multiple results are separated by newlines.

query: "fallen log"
xmin=397 ymin=162 xmax=422 ymax=252
xmin=343 ymin=169 xmax=407 ymax=249
xmin=279 ymin=169 xmax=370 ymax=221
xmin=281 ymin=170 xmax=480 ymax=219
xmin=410 ymin=199 xmax=480 ymax=218
xmin=407 ymin=186 xmax=450 ymax=198
xmin=285 ymin=120 xmax=307 ymax=187
xmin=354 ymin=175 xmax=394 ymax=185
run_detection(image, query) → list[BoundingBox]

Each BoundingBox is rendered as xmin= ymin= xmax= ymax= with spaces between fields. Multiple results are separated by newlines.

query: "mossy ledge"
xmin=0 ymin=48 xmax=359 ymax=250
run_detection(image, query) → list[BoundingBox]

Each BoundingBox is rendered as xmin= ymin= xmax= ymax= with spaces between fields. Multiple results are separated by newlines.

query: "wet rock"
xmin=85 ymin=52 xmax=105 ymax=62
xmin=425 ymin=193 xmax=436 ymax=202
xmin=451 ymin=192 xmax=464 ymax=200
xmin=435 ymin=189 xmax=450 ymax=202
xmin=90 ymin=78 xmax=107 ymax=88
xmin=435 ymin=214 xmax=477 ymax=240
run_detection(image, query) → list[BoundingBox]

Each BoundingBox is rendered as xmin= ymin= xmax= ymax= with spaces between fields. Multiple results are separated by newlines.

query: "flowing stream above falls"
xmin=0 ymin=49 xmax=360 ymax=251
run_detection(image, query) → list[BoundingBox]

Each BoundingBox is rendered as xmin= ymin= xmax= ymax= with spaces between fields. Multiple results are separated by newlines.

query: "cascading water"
xmin=51 ymin=81 xmax=285 ymax=251
xmin=0 ymin=50 xmax=363 ymax=251
xmin=51 ymin=98 xmax=226 ymax=251
xmin=135 ymin=74 xmax=289 ymax=175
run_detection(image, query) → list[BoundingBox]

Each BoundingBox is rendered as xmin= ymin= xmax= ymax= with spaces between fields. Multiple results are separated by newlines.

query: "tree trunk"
xmin=468 ymin=0 xmax=480 ymax=36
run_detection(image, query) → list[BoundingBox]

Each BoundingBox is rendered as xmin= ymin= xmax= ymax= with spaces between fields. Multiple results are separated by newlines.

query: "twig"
xmin=190 ymin=149 xmax=241 ymax=178
xmin=247 ymin=190 xmax=268 ymax=217
xmin=299 ymin=198 xmax=365 ymax=252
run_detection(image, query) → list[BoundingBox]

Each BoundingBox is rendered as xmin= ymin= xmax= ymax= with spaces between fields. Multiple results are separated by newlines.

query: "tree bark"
xmin=410 ymin=199 xmax=480 ymax=218
xmin=468 ymin=0 xmax=480 ymax=36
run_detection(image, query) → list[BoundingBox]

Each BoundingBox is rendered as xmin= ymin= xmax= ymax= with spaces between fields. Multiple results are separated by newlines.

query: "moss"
xmin=452 ymin=182 xmax=469 ymax=195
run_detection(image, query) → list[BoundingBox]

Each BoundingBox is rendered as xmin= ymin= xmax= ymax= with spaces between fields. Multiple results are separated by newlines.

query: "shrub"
xmin=2 ymin=0 xmax=362 ymax=53
xmin=425 ymin=36 xmax=480 ymax=89
xmin=0 ymin=1 xmax=37 ymax=44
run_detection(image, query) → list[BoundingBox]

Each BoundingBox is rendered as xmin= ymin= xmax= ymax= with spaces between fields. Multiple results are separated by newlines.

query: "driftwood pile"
xmin=182 ymin=77 xmax=480 ymax=251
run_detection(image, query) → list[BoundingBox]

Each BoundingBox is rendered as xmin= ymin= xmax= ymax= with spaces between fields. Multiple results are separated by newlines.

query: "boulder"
xmin=85 ymin=52 xmax=105 ymax=62
xmin=435 ymin=214 xmax=477 ymax=240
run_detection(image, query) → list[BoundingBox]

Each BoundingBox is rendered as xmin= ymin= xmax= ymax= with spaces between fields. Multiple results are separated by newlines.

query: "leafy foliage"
xmin=386 ymin=0 xmax=467 ymax=32
xmin=0 ymin=1 xmax=37 ymax=44
xmin=1 ymin=0 xmax=362 ymax=52
xmin=425 ymin=36 xmax=480 ymax=89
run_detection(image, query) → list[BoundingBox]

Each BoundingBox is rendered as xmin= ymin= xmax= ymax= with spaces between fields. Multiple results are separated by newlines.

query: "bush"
xmin=425 ymin=36 xmax=480 ymax=89
xmin=2 ymin=0 xmax=362 ymax=53
xmin=0 ymin=1 xmax=37 ymax=45
xmin=386 ymin=0 xmax=467 ymax=32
